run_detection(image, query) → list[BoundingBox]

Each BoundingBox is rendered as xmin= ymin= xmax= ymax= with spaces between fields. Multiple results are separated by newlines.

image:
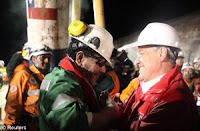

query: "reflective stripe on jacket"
xmin=39 ymin=56 xmax=100 ymax=131
xmin=4 ymin=65 xmax=44 ymax=126
xmin=106 ymin=70 xmax=120 ymax=98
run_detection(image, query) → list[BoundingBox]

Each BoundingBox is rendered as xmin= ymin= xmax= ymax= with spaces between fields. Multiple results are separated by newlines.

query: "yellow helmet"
xmin=22 ymin=42 xmax=31 ymax=60
xmin=68 ymin=20 xmax=87 ymax=36
xmin=68 ymin=20 xmax=114 ymax=65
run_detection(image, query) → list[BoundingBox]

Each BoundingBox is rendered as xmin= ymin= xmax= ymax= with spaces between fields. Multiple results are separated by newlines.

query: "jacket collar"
xmin=30 ymin=65 xmax=43 ymax=75
xmin=59 ymin=56 xmax=83 ymax=80
xmin=143 ymin=65 xmax=182 ymax=94
xmin=59 ymin=56 xmax=101 ymax=112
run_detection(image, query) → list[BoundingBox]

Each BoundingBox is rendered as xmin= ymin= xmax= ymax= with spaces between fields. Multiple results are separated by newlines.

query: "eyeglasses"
xmin=88 ymin=55 xmax=106 ymax=67
xmin=37 ymin=54 xmax=51 ymax=61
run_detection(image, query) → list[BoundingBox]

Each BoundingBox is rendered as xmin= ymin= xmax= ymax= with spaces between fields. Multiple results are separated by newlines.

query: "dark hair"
xmin=66 ymin=38 xmax=97 ymax=60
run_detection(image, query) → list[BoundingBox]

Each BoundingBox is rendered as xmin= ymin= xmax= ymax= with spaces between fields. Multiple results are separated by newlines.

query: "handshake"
xmin=99 ymin=91 xmax=120 ymax=109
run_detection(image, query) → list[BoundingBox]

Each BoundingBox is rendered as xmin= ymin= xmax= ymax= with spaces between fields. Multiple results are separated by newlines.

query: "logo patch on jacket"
xmin=10 ymin=86 xmax=17 ymax=93
xmin=29 ymin=77 xmax=37 ymax=85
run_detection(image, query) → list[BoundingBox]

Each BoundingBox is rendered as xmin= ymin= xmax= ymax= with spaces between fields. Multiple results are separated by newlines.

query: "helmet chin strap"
xmin=34 ymin=63 xmax=42 ymax=72
xmin=34 ymin=63 xmax=49 ymax=75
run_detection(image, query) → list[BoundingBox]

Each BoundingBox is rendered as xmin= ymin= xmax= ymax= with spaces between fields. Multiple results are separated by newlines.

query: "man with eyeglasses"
xmin=116 ymin=23 xmax=199 ymax=131
xmin=38 ymin=21 xmax=120 ymax=131
xmin=4 ymin=44 xmax=52 ymax=131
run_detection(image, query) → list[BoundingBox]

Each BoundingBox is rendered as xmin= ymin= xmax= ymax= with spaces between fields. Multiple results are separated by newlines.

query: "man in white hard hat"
xmin=183 ymin=60 xmax=200 ymax=118
xmin=38 ymin=21 xmax=119 ymax=130
xmin=4 ymin=44 xmax=52 ymax=131
xmin=176 ymin=51 xmax=184 ymax=69
xmin=117 ymin=22 xmax=199 ymax=131
xmin=181 ymin=62 xmax=195 ymax=86
xmin=181 ymin=62 xmax=200 ymax=100
xmin=193 ymin=56 xmax=200 ymax=78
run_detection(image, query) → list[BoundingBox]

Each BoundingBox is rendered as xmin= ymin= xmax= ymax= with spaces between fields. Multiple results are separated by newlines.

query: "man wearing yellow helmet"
xmin=4 ymin=44 xmax=52 ymax=131
xmin=38 ymin=21 xmax=120 ymax=130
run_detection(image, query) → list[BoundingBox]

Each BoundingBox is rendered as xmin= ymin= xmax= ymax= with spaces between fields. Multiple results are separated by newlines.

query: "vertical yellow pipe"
xmin=93 ymin=0 xmax=105 ymax=28
xmin=72 ymin=0 xmax=82 ymax=22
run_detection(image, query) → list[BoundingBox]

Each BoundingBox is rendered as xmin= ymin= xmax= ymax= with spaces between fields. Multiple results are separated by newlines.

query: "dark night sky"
xmin=0 ymin=0 xmax=200 ymax=64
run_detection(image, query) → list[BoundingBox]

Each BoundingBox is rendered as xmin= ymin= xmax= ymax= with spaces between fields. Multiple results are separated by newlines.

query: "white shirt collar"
xmin=141 ymin=74 xmax=165 ymax=94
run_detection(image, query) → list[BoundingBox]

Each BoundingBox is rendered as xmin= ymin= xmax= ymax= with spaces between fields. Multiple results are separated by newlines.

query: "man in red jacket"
xmin=117 ymin=22 xmax=199 ymax=131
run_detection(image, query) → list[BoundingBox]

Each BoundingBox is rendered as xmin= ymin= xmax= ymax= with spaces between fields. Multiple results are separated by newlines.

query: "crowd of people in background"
xmin=0 ymin=20 xmax=199 ymax=131
xmin=179 ymin=57 xmax=200 ymax=116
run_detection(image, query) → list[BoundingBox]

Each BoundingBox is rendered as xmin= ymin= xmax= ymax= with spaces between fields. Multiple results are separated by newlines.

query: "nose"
xmin=44 ymin=57 xmax=51 ymax=63
xmin=134 ymin=56 xmax=140 ymax=67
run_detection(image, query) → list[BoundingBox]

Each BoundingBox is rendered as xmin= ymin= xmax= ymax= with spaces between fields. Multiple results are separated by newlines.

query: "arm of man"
xmin=4 ymin=71 xmax=26 ymax=125
xmin=90 ymin=91 xmax=121 ymax=130
xmin=133 ymin=101 xmax=198 ymax=131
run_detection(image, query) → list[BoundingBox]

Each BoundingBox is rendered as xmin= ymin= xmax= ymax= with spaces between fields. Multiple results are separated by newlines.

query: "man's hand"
xmin=99 ymin=91 xmax=109 ymax=109
xmin=114 ymin=93 xmax=120 ymax=103
xmin=91 ymin=91 xmax=121 ymax=130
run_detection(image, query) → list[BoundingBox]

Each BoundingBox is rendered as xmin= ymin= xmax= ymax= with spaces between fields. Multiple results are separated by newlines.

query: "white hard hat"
xmin=69 ymin=21 xmax=114 ymax=65
xmin=22 ymin=42 xmax=31 ymax=60
xmin=181 ymin=62 xmax=194 ymax=70
xmin=136 ymin=22 xmax=180 ymax=50
xmin=0 ymin=60 xmax=5 ymax=67
xmin=193 ymin=56 xmax=200 ymax=63
xmin=29 ymin=44 xmax=52 ymax=59
xmin=177 ymin=51 xmax=184 ymax=58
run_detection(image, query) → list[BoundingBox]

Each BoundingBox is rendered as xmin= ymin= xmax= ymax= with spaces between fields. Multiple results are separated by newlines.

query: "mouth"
xmin=90 ymin=74 xmax=100 ymax=85
xmin=139 ymin=67 xmax=144 ymax=74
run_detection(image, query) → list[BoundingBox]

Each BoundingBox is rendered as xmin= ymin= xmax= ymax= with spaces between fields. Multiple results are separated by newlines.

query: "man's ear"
xmin=159 ymin=47 xmax=168 ymax=61
xmin=75 ymin=51 xmax=84 ymax=66
xmin=31 ymin=56 xmax=37 ymax=64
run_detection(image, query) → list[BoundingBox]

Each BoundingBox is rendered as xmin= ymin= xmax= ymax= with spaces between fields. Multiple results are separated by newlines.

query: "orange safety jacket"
xmin=12 ymin=61 xmax=29 ymax=78
xmin=188 ymin=78 xmax=200 ymax=101
xmin=107 ymin=70 xmax=120 ymax=98
xmin=4 ymin=65 xmax=44 ymax=126
xmin=120 ymin=78 xmax=139 ymax=103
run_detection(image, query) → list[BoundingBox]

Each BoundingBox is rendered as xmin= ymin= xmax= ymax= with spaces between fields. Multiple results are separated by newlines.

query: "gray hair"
xmin=153 ymin=46 xmax=179 ymax=65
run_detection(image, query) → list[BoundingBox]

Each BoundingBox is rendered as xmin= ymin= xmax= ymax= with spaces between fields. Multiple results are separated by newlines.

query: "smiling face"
xmin=134 ymin=46 xmax=164 ymax=82
xmin=182 ymin=67 xmax=194 ymax=81
xmin=31 ymin=54 xmax=52 ymax=75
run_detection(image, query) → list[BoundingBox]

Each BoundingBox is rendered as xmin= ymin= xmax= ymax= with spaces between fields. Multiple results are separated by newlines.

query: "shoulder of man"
xmin=41 ymin=67 xmax=81 ymax=90
xmin=6 ymin=52 xmax=24 ymax=79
